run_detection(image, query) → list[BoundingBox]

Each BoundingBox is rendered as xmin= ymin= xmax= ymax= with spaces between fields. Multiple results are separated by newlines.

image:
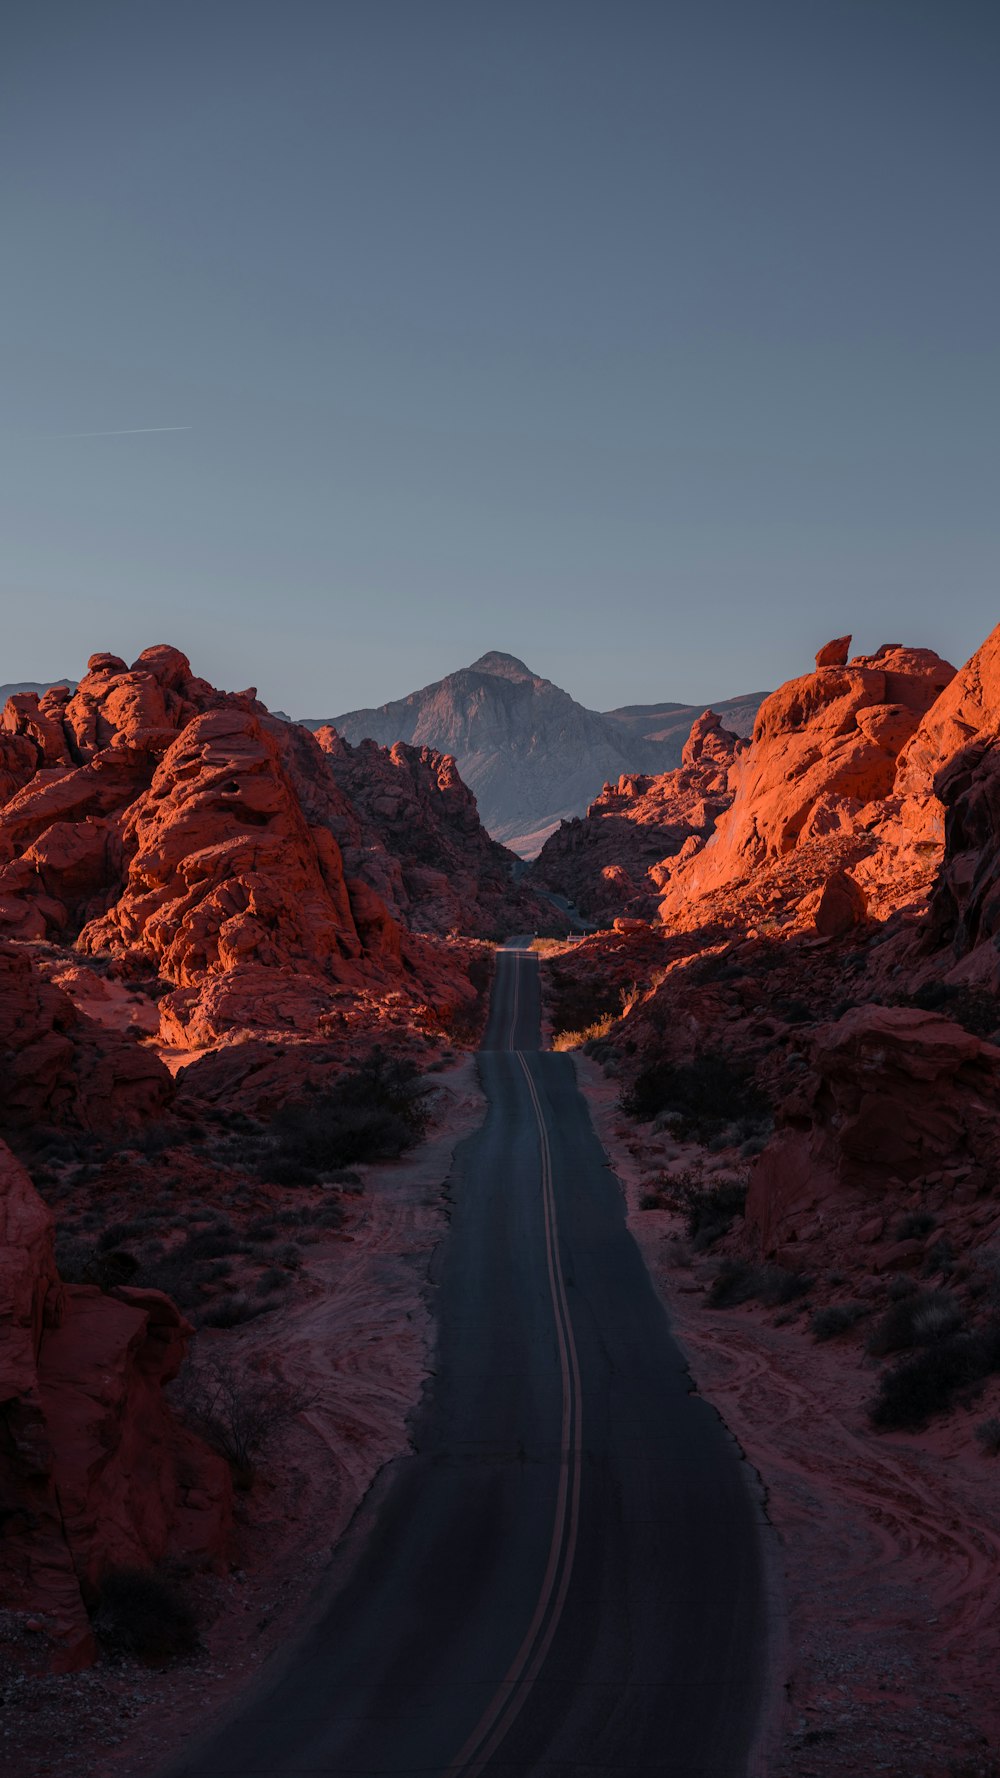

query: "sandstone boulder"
xmin=814 ymin=635 xmax=851 ymax=668
xmin=813 ymin=869 xmax=868 ymax=938
xmin=657 ymin=642 xmax=955 ymax=927
xmin=0 ymin=1140 xmax=230 ymax=1668
xmin=746 ymin=1005 xmax=1000 ymax=1254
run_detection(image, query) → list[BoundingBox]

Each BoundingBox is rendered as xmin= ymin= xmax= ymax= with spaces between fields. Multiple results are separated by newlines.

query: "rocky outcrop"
xmin=0 ymin=646 xmax=537 ymax=1048
xmin=814 ymin=635 xmax=852 ymax=669
xmin=656 ymin=641 xmax=956 ymax=932
xmin=320 ymin=652 xmax=764 ymax=857
xmin=315 ymin=730 xmax=546 ymax=938
xmin=900 ymin=623 xmax=1000 ymax=985
xmin=531 ymin=709 xmax=743 ymax=920
xmin=76 ymin=707 xmax=377 ymax=1044
xmin=746 ymin=1006 xmax=1000 ymax=1260
xmin=0 ymin=941 xmax=171 ymax=1135
xmin=0 ymin=1140 xmax=230 ymax=1669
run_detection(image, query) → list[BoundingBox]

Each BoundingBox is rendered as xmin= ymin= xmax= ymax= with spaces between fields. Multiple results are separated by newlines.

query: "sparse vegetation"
xmin=655 ymin=1170 xmax=748 ymax=1250
xmin=975 ymin=1416 xmax=1000 ymax=1456
xmin=546 ymin=962 xmax=624 ymax=1046
xmin=708 ymin=1259 xmax=812 ymax=1309
xmin=870 ymin=1320 xmax=1000 ymax=1430
xmin=810 ymin=1302 xmax=868 ymax=1341
xmin=897 ymin=979 xmax=1000 ymax=1039
xmin=895 ymin=1211 xmax=937 ymax=1240
xmin=552 ymin=1012 xmax=617 ymax=1051
xmin=620 ymin=1050 xmax=771 ymax=1143
xmin=91 ymin=1566 xmax=198 ymax=1663
xmin=175 ymin=1357 xmax=312 ymax=1486
xmin=256 ymin=1049 xmax=429 ymax=1183
xmin=866 ymin=1288 xmax=964 ymax=1358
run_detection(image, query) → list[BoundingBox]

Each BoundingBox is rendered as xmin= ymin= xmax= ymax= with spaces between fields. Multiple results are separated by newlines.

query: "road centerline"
xmin=446 ymin=950 xmax=584 ymax=1776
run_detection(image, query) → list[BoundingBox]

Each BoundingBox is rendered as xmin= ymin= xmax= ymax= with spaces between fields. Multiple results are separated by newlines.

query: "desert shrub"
xmin=97 ymin=1219 xmax=153 ymax=1250
xmin=91 ymin=1567 xmax=198 ymax=1663
xmin=552 ymin=1013 xmax=616 ymax=1051
xmin=811 ymin=1302 xmax=868 ymax=1342
xmin=54 ymin=1236 xmax=139 ymax=1290
xmin=176 ymin=1357 xmax=312 ymax=1484
xmin=870 ymin=1320 xmax=1000 ymax=1430
xmin=901 ymin=980 xmax=1000 ymax=1039
xmin=660 ymin=1173 xmax=748 ymax=1250
xmin=198 ymin=1291 xmax=266 ymax=1329
xmin=975 ymin=1416 xmax=1000 ymax=1456
xmin=257 ymin=1049 xmax=428 ymax=1183
xmin=135 ymin=1122 xmax=176 ymax=1158
xmin=708 ymin=1260 xmax=811 ymax=1309
xmin=620 ymin=1050 xmax=771 ymax=1142
xmin=866 ymin=1289 xmax=963 ymax=1357
xmin=254 ymin=1267 xmax=288 ymax=1296
xmin=923 ymin=1238 xmax=955 ymax=1278
xmin=315 ymin=1201 xmax=345 ymax=1228
xmin=547 ymin=965 xmax=623 ymax=1043
xmin=895 ymin=1211 xmax=937 ymax=1240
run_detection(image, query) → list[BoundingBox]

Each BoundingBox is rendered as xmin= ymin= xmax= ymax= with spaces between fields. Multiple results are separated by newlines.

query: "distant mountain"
xmin=307 ymin=652 xmax=766 ymax=857
xmin=0 ymin=678 xmax=77 ymax=700
xmin=603 ymin=693 xmax=764 ymax=753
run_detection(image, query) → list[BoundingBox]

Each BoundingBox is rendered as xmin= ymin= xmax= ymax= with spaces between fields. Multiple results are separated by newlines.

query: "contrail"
xmin=40 ymin=425 xmax=193 ymax=438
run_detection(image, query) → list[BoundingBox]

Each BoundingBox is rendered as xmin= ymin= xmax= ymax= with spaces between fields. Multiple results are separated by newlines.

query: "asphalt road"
xmin=167 ymin=943 xmax=771 ymax=1777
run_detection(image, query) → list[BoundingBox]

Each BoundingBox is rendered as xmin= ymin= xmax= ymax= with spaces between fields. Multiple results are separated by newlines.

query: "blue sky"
xmin=2 ymin=0 xmax=997 ymax=714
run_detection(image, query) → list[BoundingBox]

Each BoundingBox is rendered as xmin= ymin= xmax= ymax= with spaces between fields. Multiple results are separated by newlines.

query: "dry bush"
xmin=975 ymin=1416 xmax=1000 ymax=1456
xmin=91 ymin=1567 xmax=198 ymax=1663
xmin=176 ymin=1356 xmax=313 ymax=1485
xmin=870 ymin=1320 xmax=1000 ymax=1430
xmin=552 ymin=1012 xmax=617 ymax=1051
xmin=620 ymin=1050 xmax=771 ymax=1143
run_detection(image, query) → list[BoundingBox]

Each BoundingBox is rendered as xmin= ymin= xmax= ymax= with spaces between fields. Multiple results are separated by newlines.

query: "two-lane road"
xmin=167 ymin=943 xmax=771 ymax=1777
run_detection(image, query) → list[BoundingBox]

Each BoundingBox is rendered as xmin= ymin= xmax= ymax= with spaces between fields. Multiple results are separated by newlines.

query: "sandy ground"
xmin=0 ymin=1058 xmax=484 ymax=1778
xmin=576 ymin=1052 xmax=1000 ymax=1778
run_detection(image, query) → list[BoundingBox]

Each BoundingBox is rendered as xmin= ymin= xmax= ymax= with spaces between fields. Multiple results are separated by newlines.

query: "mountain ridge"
xmin=306 ymin=651 xmax=765 ymax=856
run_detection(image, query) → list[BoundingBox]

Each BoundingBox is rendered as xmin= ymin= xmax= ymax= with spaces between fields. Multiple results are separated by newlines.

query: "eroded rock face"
xmin=78 ymin=708 xmax=369 ymax=1033
xmin=0 ymin=1140 xmax=230 ymax=1669
xmin=316 ymin=729 xmax=546 ymax=938
xmin=0 ymin=941 xmax=172 ymax=1135
xmin=0 ymin=646 xmax=534 ymax=1047
xmin=814 ymin=635 xmax=852 ymax=669
xmin=656 ymin=641 xmax=956 ymax=932
xmin=746 ymin=1006 xmax=1000 ymax=1256
xmin=902 ymin=624 xmax=1000 ymax=985
xmin=532 ymin=710 xmax=742 ymax=920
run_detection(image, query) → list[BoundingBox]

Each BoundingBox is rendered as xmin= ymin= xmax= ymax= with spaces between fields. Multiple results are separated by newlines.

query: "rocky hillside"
xmin=540 ymin=624 xmax=1000 ymax=1381
xmin=532 ymin=709 xmax=745 ymax=920
xmin=0 ymin=645 xmax=545 ymax=1056
xmin=317 ymin=651 xmax=764 ymax=857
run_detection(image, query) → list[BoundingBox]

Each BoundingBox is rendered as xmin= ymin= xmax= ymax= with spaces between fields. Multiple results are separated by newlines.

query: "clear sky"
xmin=2 ymin=0 xmax=997 ymax=715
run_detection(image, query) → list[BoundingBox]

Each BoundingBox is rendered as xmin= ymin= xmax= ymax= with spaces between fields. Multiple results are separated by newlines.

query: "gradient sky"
xmin=2 ymin=0 xmax=998 ymax=715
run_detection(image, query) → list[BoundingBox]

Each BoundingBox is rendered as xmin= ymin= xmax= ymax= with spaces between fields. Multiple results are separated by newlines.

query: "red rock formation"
xmin=814 ymin=635 xmax=851 ymax=669
xmin=746 ymin=1006 xmax=1000 ymax=1260
xmin=532 ymin=710 xmax=742 ymax=920
xmin=0 ymin=1140 xmax=230 ymax=1669
xmin=0 ymin=645 xmax=537 ymax=1050
xmin=0 ymin=941 xmax=171 ymax=1134
xmin=656 ymin=642 xmax=956 ymax=932
xmin=812 ymin=868 xmax=868 ymax=938
xmin=76 ymin=707 xmax=375 ymax=1044
xmin=315 ymin=729 xmax=544 ymax=938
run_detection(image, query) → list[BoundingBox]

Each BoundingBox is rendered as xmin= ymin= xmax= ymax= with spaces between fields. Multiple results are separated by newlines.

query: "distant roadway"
xmin=167 ymin=942 xmax=771 ymax=1777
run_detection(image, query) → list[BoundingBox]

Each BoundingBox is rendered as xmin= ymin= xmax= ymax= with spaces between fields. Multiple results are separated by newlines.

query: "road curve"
xmin=166 ymin=943 xmax=771 ymax=1777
